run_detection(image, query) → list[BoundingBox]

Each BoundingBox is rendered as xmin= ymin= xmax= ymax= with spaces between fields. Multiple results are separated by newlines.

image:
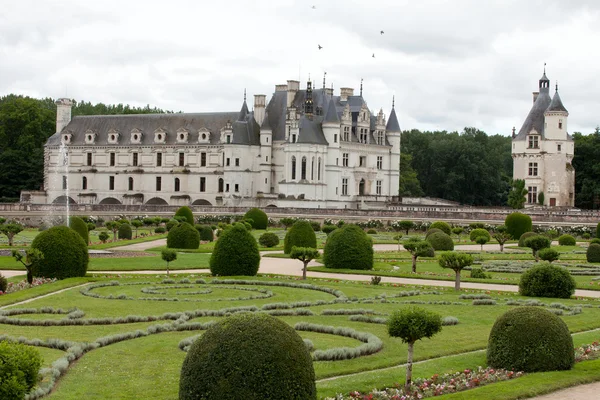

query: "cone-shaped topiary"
xmin=69 ymin=216 xmax=89 ymax=245
xmin=179 ymin=312 xmax=316 ymax=400
xmin=426 ymin=231 xmax=454 ymax=251
xmin=518 ymin=232 xmax=537 ymax=247
xmin=587 ymin=243 xmax=600 ymax=263
xmin=30 ymin=226 xmax=89 ymax=279
xmin=519 ymin=262 xmax=575 ymax=298
xmin=558 ymin=234 xmax=576 ymax=246
xmin=210 ymin=223 xmax=260 ymax=276
xmin=195 ymin=224 xmax=214 ymax=242
xmin=284 ymin=220 xmax=317 ymax=254
xmin=244 ymin=208 xmax=268 ymax=230
xmin=167 ymin=222 xmax=200 ymax=249
xmin=175 ymin=206 xmax=195 ymax=225
xmin=505 ymin=212 xmax=532 ymax=240
xmin=429 ymin=221 xmax=451 ymax=235
xmin=118 ymin=223 xmax=132 ymax=240
xmin=487 ymin=307 xmax=574 ymax=372
xmin=323 ymin=224 xmax=373 ymax=270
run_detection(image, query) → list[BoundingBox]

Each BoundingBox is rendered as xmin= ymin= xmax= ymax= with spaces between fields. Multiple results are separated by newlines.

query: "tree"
xmin=98 ymin=231 xmax=109 ymax=243
xmin=0 ymin=222 xmax=23 ymax=246
xmin=280 ymin=217 xmax=296 ymax=230
xmin=398 ymin=152 xmax=424 ymax=197
xmin=438 ymin=252 xmax=474 ymax=290
xmin=523 ymin=235 xmax=552 ymax=262
xmin=475 ymin=235 xmax=489 ymax=251
xmin=538 ymin=248 xmax=560 ymax=263
xmin=493 ymin=231 xmax=511 ymax=252
xmin=393 ymin=234 xmax=403 ymax=251
xmin=538 ymin=191 xmax=545 ymax=206
xmin=507 ymin=179 xmax=528 ymax=209
xmin=403 ymin=239 xmax=433 ymax=273
xmin=131 ymin=219 xmax=143 ymax=238
xmin=451 ymin=227 xmax=464 ymax=242
xmin=397 ymin=220 xmax=415 ymax=235
xmin=12 ymin=248 xmax=44 ymax=284
xmin=387 ymin=308 xmax=442 ymax=392
xmin=161 ymin=249 xmax=177 ymax=276
xmin=290 ymin=246 xmax=320 ymax=280
xmin=104 ymin=221 xmax=121 ymax=242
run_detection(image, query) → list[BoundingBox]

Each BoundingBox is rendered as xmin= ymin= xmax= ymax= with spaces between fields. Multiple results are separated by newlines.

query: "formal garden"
xmin=2 ymin=209 xmax=600 ymax=399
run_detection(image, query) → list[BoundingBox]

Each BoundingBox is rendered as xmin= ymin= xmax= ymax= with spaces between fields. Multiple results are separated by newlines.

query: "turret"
xmin=544 ymin=84 xmax=569 ymax=141
xmin=259 ymin=112 xmax=273 ymax=193
xmin=56 ymin=98 xmax=72 ymax=133
xmin=386 ymin=97 xmax=401 ymax=196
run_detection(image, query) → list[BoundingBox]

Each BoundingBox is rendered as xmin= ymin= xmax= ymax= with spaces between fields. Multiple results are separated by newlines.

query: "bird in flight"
xmin=318 ymin=44 xmax=323 ymax=50
xmin=312 ymin=5 xmax=316 ymax=9
xmin=380 ymin=30 xmax=384 ymax=35
xmin=372 ymin=53 xmax=375 ymax=58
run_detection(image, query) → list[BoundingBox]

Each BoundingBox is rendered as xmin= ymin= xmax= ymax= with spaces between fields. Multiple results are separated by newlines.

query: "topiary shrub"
xmin=367 ymin=229 xmax=377 ymax=234
xmin=323 ymin=224 xmax=373 ymax=270
xmin=487 ymin=307 xmax=574 ymax=372
xmin=310 ymin=221 xmax=321 ymax=231
xmin=586 ymin=243 xmax=600 ymax=263
xmin=558 ymin=234 xmax=576 ymax=246
xmin=518 ymin=232 xmax=537 ymax=247
xmin=519 ymin=262 xmax=576 ymax=298
xmin=470 ymin=268 xmax=490 ymax=279
xmin=0 ymin=341 xmax=43 ymax=399
xmin=167 ymin=222 xmax=200 ymax=249
xmin=166 ymin=219 xmax=179 ymax=232
xmin=180 ymin=312 xmax=316 ymax=400
xmin=469 ymin=228 xmax=491 ymax=242
xmin=30 ymin=226 xmax=89 ymax=279
xmin=118 ymin=223 xmax=133 ymax=240
xmin=243 ymin=208 xmax=268 ymax=230
xmin=425 ymin=228 xmax=443 ymax=239
xmin=538 ymin=247 xmax=560 ymax=263
xmin=259 ymin=232 xmax=280 ymax=248
xmin=69 ymin=216 xmax=89 ymax=244
xmin=195 ymin=224 xmax=214 ymax=242
xmin=426 ymin=231 xmax=454 ymax=251
xmin=284 ymin=220 xmax=317 ymax=254
xmin=155 ymin=226 xmax=166 ymax=234
xmin=322 ymin=225 xmax=337 ymax=235
xmin=582 ymin=233 xmax=591 ymax=239
xmin=429 ymin=221 xmax=451 ymax=235
xmin=175 ymin=206 xmax=194 ymax=225
xmin=0 ymin=274 xmax=7 ymax=292
xmin=210 ymin=224 xmax=260 ymax=276
xmin=591 ymin=238 xmax=600 ymax=245
xmin=505 ymin=212 xmax=533 ymax=240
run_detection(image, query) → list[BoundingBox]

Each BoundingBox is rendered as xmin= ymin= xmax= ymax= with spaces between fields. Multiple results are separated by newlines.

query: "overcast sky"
xmin=1 ymin=0 xmax=599 ymax=135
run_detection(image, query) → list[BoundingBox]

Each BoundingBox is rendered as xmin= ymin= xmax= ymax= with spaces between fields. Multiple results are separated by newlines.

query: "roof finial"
xmin=544 ymin=62 xmax=546 ymax=74
xmin=512 ymin=126 xmax=516 ymax=138
xmin=360 ymin=78 xmax=363 ymax=97
xmin=392 ymin=95 xmax=395 ymax=109
xmin=323 ymin=71 xmax=327 ymax=90
xmin=555 ymin=81 xmax=558 ymax=92
xmin=243 ymin=88 xmax=246 ymax=102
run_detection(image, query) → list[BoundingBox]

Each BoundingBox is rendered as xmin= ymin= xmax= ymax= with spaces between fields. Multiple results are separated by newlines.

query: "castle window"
xmin=301 ymin=157 xmax=307 ymax=180
xmin=87 ymin=153 xmax=92 ymax=166
xmin=311 ymin=157 xmax=315 ymax=180
xmin=528 ymin=135 xmax=539 ymax=149
xmin=342 ymin=178 xmax=348 ymax=195
xmin=342 ymin=153 xmax=349 ymax=167
xmin=343 ymin=126 xmax=350 ymax=141
xmin=128 ymin=177 xmax=133 ymax=191
xmin=226 ymin=184 xmax=230 ymax=192
xmin=200 ymin=177 xmax=206 ymax=192
xmin=291 ymin=156 xmax=296 ymax=180
xmin=559 ymin=120 xmax=563 ymax=129
xmin=226 ymin=158 xmax=230 ymax=166
xmin=376 ymin=180 xmax=382 ymax=195
xmin=82 ymin=176 xmax=87 ymax=190
xmin=377 ymin=156 xmax=383 ymax=170
xmin=218 ymin=178 xmax=224 ymax=193
xmin=226 ymin=135 xmax=231 ymax=144
xmin=359 ymin=156 xmax=366 ymax=167
xmin=156 ymin=177 xmax=162 ymax=191
xmin=334 ymin=134 xmax=338 ymax=143
xmin=179 ymin=153 xmax=185 ymax=167
xmin=132 ymin=153 xmax=138 ymax=167
xmin=528 ymin=162 xmax=538 ymax=176
xmin=292 ymin=134 xmax=297 ymax=143
xmin=201 ymin=153 xmax=207 ymax=167
xmin=235 ymin=158 xmax=240 ymax=167
xmin=62 ymin=176 xmax=67 ymax=190
xmin=557 ymin=144 xmax=562 ymax=152
xmin=266 ymin=156 xmax=269 ymax=162
xmin=527 ymin=186 xmax=537 ymax=204
xmin=174 ymin=178 xmax=180 ymax=192
xmin=109 ymin=176 xmax=115 ymax=191
xmin=110 ymin=152 xmax=115 ymax=166
xmin=377 ymin=131 xmax=385 ymax=145
xmin=318 ymin=158 xmax=321 ymax=181
xmin=156 ymin=152 xmax=162 ymax=167
xmin=235 ymin=184 xmax=239 ymax=192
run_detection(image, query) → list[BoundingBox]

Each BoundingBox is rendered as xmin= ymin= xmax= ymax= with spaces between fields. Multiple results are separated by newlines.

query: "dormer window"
xmin=176 ymin=128 xmax=189 ymax=143
xmin=84 ymin=130 xmax=96 ymax=144
xmin=107 ymin=129 xmax=120 ymax=144
xmin=61 ymin=133 xmax=72 ymax=145
xmin=528 ymin=135 xmax=539 ymax=149
xmin=198 ymin=128 xmax=210 ymax=144
xmin=226 ymin=135 xmax=231 ymax=144
xmin=154 ymin=128 xmax=167 ymax=144
xmin=130 ymin=129 xmax=143 ymax=144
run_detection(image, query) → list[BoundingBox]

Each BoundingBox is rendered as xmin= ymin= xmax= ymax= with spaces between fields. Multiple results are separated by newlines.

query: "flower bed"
xmin=0 ymin=277 xmax=57 ymax=295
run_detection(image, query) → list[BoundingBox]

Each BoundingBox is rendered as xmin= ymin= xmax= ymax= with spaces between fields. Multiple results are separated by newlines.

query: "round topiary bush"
xmin=487 ymin=307 xmax=574 ymax=372
xmin=538 ymin=247 xmax=560 ymax=263
xmin=587 ymin=243 xmax=600 ymax=263
xmin=426 ymin=231 xmax=454 ymax=251
xmin=155 ymin=226 xmax=166 ymax=234
xmin=519 ymin=262 xmax=576 ymax=298
xmin=367 ymin=228 xmax=377 ymax=234
xmin=558 ymin=234 xmax=576 ymax=246
xmin=284 ymin=220 xmax=317 ymax=254
xmin=30 ymin=226 xmax=89 ymax=279
xmin=429 ymin=221 xmax=451 ymax=235
xmin=69 ymin=216 xmax=89 ymax=244
xmin=518 ymin=232 xmax=537 ymax=247
xmin=118 ymin=223 xmax=133 ymax=240
xmin=175 ymin=206 xmax=195 ymax=225
xmin=244 ymin=208 xmax=268 ymax=230
xmin=195 ymin=224 xmax=214 ymax=242
xmin=505 ymin=212 xmax=533 ymax=240
xmin=179 ymin=312 xmax=316 ymax=400
xmin=425 ymin=228 xmax=443 ymax=239
xmin=469 ymin=228 xmax=491 ymax=242
xmin=167 ymin=222 xmax=200 ymax=249
xmin=259 ymin=232 xmax=280 ymax=248
xmin=210 ymin=223 xmax=260 ymax=276
xmin=0 ymin=341 xmax=43 ymax=399
xmin=323 ymin=224 xmax=373 ymax=270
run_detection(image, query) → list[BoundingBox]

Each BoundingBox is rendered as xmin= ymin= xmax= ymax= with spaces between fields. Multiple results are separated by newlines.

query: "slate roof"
xmin=386 ymin=108 xmax=401 ymax=132
xmin=547 ymin=90 xmax=568 ymax=113
xmin=297 ymin=116 xmax=328 ymax=145
xmin=514 ymin=86 xmax=552 ymax=140
xmin=323 ymin=98 xmax=340 ymax=124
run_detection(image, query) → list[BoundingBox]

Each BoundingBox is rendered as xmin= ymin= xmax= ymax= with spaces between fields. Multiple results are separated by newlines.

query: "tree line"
xmin=0 ymin=94 xmax=598 ymax=208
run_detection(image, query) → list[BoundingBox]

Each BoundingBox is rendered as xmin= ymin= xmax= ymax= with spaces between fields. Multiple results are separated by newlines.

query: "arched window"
xmin=128 ymin=177 xmax=134 ymax=191
xmin=82 ymin=176 xmax=87 ymax=190
xmin=311 ymin=157 xmax=315 ymax=180
xmin=318 ymin=158 xmax=322 ymax=181
xmin=291 ymin=156 xmax=296 ymax=180
xmin=218 ymin=178 xmax=224 ymax=193
xmin=301 ymin=157 xmax=307 ymax=180
xmin=174 ymin=178 xmax=180 ymax=192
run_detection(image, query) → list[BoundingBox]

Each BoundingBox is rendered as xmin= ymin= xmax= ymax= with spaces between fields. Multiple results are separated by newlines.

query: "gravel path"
xmin=529 ymin=382 xmax=600 ymax=400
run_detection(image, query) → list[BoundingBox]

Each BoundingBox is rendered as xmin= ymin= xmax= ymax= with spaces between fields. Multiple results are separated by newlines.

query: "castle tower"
xmin=386 ymin=97 xmax=401 ymax=197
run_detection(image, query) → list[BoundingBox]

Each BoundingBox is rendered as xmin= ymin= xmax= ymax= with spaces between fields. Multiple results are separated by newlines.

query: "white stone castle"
xmin=512 ymin=69 xmax=575 ymax=207
xmin=31 ymin=79 xmax=401 ymax=208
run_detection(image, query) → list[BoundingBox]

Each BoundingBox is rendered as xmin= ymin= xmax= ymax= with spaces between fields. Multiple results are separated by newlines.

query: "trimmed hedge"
xmin=210 ymin=223 xmax=260 ymax=276
xmin=284 ymin=220 xmax=317 ymax=254
xmin=469 ymin=228 xmax=491 ymax=242
xmin=429 ymin=221 xmax=451 ymax=235
xmin=180 ymin=312 xmax=316 ymax=400
xmin=167 ymin=222 xmax=200 ymax=249
xmin=118 ymin=223 xmax=133 ymax=240
xmin=426 ymin=231 xmax=454 ymax=251
xmin=518 ymin=232 xmax=537 ymax=247
xmin=487 ymin=307 xmax=574 ymax=372
xmin=69 ymin=216 xmax=89 ymax=244
xmin=505 ymin=212 xmax=532 ymax=240
xmin=322 ymin=225 xmax=337 ymax=235
xmin=175 ymin=206 xmax=195 ymax=225
xmin=259 ymin=232 xmax=280 ymax=248
xmin=519 ymin=262 xmax=576 ymax=298
xmin=30 ymin=226 xmax=89 ymax=279
xmin=244 ymin=208 xmax=268 ymax=230
xmin=587 ymin=243 xmax=600 ymax=263
xmin=195 ymin=224 xmax=214 ymax=242
xmin=323 ymin=224 xmax=373 ymax=270
xmin=0 ymin=341 xmax=42 ymax=399
xmin=558 ymin=234 xmax=576 ymax=246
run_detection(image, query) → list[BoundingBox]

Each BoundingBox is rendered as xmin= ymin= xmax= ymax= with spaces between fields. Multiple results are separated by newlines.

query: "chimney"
xmin=254 ymin=94 xmax=266 ymax=126
xmin=532 ymin=91 xmax=539 ymax=103
xmin=55 ymin=98 xmax=73 ymax=133
xmin=325 ymin=87 xmax=334 ymax=96
xmin=340 ymin=87 xmax=354 ymax=102
xmin=275 ymin=84 xmax=287 ymax=92
xmin=287 ymin=80 xmax=299 ymax=108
